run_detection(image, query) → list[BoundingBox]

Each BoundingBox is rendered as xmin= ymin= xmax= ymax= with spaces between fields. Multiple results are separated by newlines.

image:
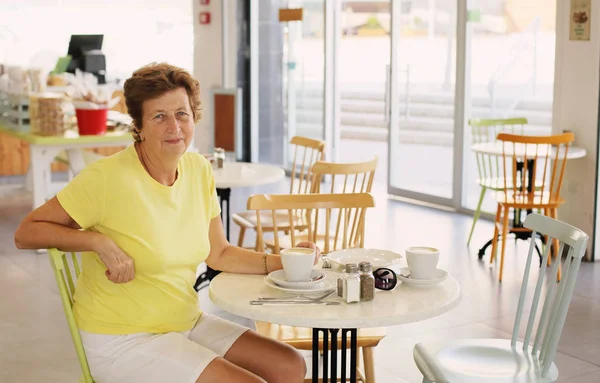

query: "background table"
xmin=195 ymin=161 xmax=285 ymax=290
xmin=0 ymin=125 xmax=132 ymax=210
xmin=209 ymin=271 xmax=461 ymax=382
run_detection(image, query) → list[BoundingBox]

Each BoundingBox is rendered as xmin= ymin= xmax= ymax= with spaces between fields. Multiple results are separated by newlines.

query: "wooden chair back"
xmin=289 ymin=136 xmax=326 ymax=195
xmin=247 ymin=193 xmax=375 ymax=254
xmin=310 ymin=156 xmax=378 ymax=194
xmin=497 ymin=132 xmax=574 ymax=204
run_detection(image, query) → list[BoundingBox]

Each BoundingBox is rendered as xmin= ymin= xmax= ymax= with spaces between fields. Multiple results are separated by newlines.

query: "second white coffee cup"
xmin=280 ymin=247 xmax=316 ymax=282
xmin=405 ymin=246 xmax=440 ymax=279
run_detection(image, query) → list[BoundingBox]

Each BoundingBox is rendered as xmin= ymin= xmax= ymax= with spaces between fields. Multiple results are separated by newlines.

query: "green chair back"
xmin=48 ymin=248 xmax=94 ymax=383
xmin=468 ymin=117 xmax=528 ymax=187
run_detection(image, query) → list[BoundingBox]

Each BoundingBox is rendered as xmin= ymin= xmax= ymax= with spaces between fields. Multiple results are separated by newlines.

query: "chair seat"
xmin=477 ymin=177 xmax=544 ymax=190
xmin=494 ymin=192 xmax=565 ymax=208
xmin=413 ymin=338 xmax=558 ymax=383
xmin=255 ymin=321 xmax=386 ymax=350
xmin=232 ymin=210 xmax=308 ymax=231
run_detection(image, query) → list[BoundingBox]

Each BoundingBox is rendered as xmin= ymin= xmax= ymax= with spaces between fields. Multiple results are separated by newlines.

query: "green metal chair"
xmin=48 ymin=248 xmax=95 ymax=383
xmin=467 ymin=118 xmax=528 ymax=246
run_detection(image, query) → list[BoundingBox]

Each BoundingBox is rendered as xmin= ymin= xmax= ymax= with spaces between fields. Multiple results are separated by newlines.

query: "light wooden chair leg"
xmin=363 ymin=346 xmax=375 ymax=383
xmin=551 ymin=208 xmax=562 ymax=281
xmin=490 ymin=204 xmax=502 ymax=263
xmin=499 ymin=205 xmax=510 ymax=282
xmin=237 ymin=227 xmax=246 ymax=247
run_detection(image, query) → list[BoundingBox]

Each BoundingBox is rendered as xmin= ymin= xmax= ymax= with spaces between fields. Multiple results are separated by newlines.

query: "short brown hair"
xmin=123 ymin=63 xmax=202 ymax=141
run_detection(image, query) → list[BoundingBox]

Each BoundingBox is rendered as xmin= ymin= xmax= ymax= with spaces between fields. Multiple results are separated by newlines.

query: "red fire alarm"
xmin=199 ymin=12 xmax=211 ymax=24
xmin=200 ymin=0 xmax=210 ymax=4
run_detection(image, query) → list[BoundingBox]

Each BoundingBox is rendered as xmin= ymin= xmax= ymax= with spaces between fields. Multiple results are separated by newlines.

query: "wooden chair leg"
xmin=499 ymin=205 xmax=510 ymax=282
xmin=490 ymin=204 xmax=502 ymax=263
xmin=551 ymin=208 xmax=562 ymax=281
xmin=363 ymin=346 xmax=375 ymax=383
xmin=237 ymin=227 xmax=246 ymax=248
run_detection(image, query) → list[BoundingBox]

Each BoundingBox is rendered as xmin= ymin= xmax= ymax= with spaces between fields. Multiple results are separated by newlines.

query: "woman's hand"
xmin=94 ymin=235 xmax=135 ymax=283
xmin=295 ymin=241 xmax=322 ymax=265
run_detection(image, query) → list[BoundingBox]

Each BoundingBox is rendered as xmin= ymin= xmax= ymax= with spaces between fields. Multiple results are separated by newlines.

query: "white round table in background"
xmin=196 ymin=161 xmax=285 ymax=291
xmin=213 ymin=162 xmax=285 ymax=189
xmin=209 ymin=271 xmax=461 ymax=382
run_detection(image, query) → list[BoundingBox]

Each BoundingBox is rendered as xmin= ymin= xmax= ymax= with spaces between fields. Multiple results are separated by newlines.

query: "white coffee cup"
xmin=280 ymin=247 xmax=316 ymax=282
xmin=405 ymin=246 xmax=440 ymax=279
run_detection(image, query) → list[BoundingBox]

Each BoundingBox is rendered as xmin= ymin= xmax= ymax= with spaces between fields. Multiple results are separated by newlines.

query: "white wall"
xmin=552 ymin=0 xmax=599 ymax=260
xmin=192 ymin=0 xmax=237 ymax=153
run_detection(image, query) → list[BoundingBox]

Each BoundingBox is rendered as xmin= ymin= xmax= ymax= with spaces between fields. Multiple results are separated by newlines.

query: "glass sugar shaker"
xmin=214 ymin=147 xmax=226 ymax=169
xmin=359 ymin=261 xmax=375 ymax=301
xmin=342 ymin=263 xmax=361 ymax=303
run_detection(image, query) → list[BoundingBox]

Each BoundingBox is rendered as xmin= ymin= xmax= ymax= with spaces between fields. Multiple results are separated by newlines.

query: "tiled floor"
xmin=1 ymin=179 xmax=599 ymax=382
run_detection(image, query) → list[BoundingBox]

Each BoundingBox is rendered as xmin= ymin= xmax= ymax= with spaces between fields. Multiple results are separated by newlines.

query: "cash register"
xmin=66 ymin=34 xmax=107 ymax=84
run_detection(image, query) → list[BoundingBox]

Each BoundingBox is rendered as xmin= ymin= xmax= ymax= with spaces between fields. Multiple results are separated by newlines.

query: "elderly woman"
xmin=14 ymin=63 xmax=319 ymax=383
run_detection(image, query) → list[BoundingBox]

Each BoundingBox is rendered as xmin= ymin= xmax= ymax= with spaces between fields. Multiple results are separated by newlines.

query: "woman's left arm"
xmin=205 ymin=215 xmax=320 ymax=274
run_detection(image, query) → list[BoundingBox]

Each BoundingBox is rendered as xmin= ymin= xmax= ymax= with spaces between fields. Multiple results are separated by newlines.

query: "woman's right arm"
xmin=14 ymin=197 xmax=135 ymax=283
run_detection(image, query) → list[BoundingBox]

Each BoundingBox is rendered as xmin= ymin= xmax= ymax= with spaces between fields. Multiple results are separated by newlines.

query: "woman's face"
xmin=139 ymin=87 xmax=194 ymax=158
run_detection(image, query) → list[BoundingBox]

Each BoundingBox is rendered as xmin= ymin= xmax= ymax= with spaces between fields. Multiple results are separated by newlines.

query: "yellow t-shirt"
xmin=56 ymin=145 xmax=221 ymax=335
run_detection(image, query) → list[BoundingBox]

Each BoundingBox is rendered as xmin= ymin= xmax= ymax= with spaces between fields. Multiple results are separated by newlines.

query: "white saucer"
xmin=263 ymin=275 xmax=335 ymax=294
xmin=397 ymin=267 xmax=448 ymax=286
xmin=268 ymin=269 xmax=326 ymax=289
xmin=326 ymin=248 xmax=402 ymax=269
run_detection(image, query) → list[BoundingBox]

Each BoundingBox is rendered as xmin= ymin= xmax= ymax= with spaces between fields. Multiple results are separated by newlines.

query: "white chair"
xmin=413 ymin=213 xmax=588 ymax=383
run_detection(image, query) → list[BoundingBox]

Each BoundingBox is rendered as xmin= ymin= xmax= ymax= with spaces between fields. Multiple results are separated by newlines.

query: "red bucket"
xmin=76 ymin=108 xmax=108 ymax=135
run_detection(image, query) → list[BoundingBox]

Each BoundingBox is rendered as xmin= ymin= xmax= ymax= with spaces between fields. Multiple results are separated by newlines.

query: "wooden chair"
xmin=264 ymin=156 xmax=378 ymax=252
xmin=48 ymin=249 xmax=95 ymax=383
xmin=467 ymin=118 xmax=528 ymax=246
xmin=247 ymin=193 xmax=383 ymax=382
xmin=491 ymin=132 xmax=575 ymax=282
xmin=414 ymin=213 xmax=588 ymax=383
xmin=232 ymin=136 xmax=325 ymax=249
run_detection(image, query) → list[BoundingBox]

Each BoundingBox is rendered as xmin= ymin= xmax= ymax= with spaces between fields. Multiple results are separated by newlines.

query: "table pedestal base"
xmin=312 ymin=328 xmax=358 ymax=383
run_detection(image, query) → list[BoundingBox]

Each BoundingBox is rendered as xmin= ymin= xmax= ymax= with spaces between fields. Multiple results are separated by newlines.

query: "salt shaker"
xmin=214 ymin=147 xmax=226 ymax=169
xmin=359 ymin=261 xmax=375 ymax=301
xmin=342 ymin=263 xmax=360 ymax=303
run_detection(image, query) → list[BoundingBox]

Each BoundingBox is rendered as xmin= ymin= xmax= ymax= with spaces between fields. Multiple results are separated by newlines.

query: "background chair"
xmin=247 ymin=192 xmax=383 ymax=382
xmin=467 ymin=117 xmax=528 ymax=246
xmin=491 ymin=132 xmax=574 ymax=281
xmin=413 ymin=213 xmax=588 ymax=383
xmin=48 ymin=249 xmax=94 ymax=383
xmin=263 ymin=156 xmax=378 ymax=252
xmin=232 ymin=135 xmax=325 ymax=249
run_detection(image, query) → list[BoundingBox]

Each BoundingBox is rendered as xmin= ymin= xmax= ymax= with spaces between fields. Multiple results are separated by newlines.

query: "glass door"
xmin=388 ymin=0 xmax=460 ymax=205
xmin=252 ymin=0 xmax=326 ymax=168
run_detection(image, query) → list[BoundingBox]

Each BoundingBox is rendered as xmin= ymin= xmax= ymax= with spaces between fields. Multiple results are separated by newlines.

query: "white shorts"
xmin=80 ymin=313 xmax=250 ymax=383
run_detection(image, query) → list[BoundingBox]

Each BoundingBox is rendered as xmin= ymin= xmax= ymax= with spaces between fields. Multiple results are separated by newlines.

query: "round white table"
xmin=209 ymin=271 xmax=461 ymax=382
xmin=213 ymin=162 xmax=286 ymax=189
xmin=210 ymin=161 xmax=285 ymax=242
xmin=195 ymin=162 xmax=285 ymax=291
